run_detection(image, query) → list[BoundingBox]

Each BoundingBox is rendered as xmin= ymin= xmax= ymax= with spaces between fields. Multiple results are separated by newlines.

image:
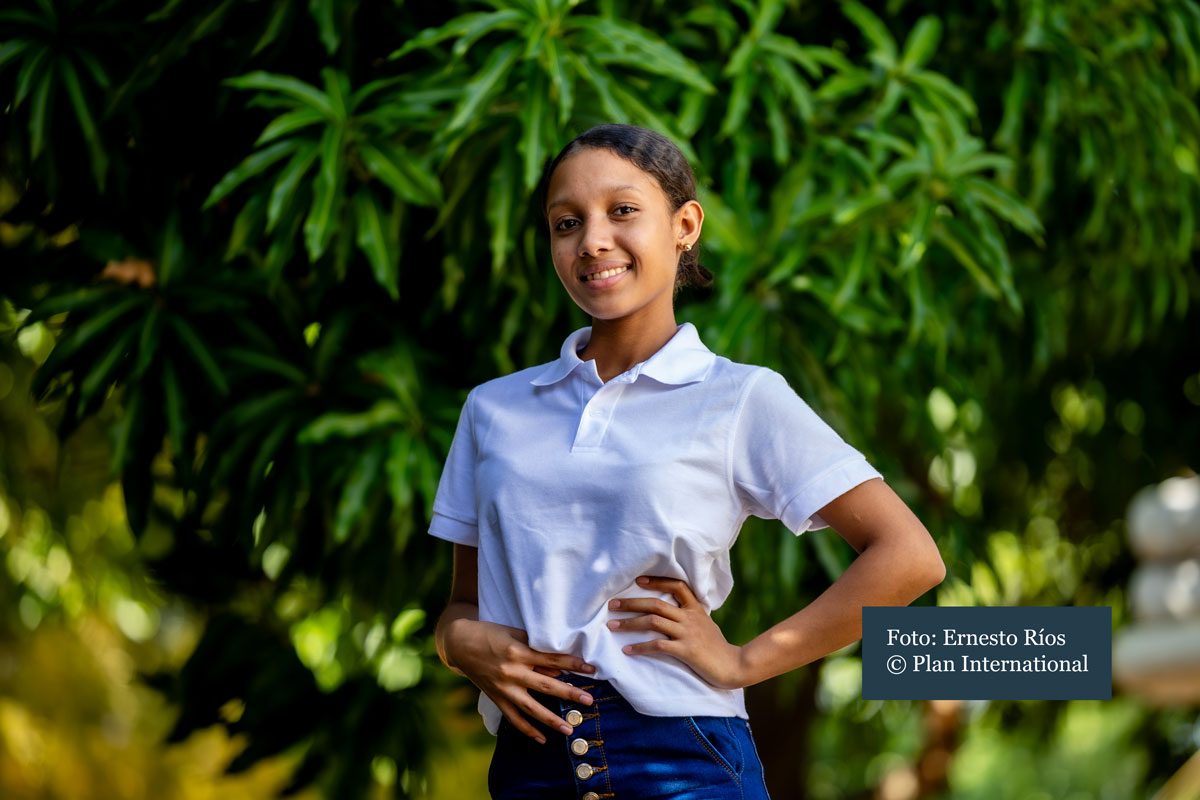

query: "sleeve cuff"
xmin=428 ymin=510 xmax=479 ymax=547
xmin=779 ymin=457 xmax=883 ymax=536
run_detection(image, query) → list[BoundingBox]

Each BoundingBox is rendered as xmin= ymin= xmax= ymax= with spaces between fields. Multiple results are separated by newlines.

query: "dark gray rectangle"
xmin=862 ymin=606 xmax=1112 ymax=700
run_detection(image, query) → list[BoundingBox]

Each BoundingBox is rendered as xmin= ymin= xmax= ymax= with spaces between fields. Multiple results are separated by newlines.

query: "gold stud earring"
xmin=682 ymin=242 xmax=692 ymax=251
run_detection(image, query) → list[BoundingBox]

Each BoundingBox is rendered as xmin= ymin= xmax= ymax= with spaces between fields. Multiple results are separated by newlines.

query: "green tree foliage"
xmin=2 ymin=0 xmax=1198 ymax=796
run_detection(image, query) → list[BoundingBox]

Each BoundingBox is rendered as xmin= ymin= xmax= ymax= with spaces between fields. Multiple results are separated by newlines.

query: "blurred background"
xmin=1 ymin=0 xmax=1199 ymax=797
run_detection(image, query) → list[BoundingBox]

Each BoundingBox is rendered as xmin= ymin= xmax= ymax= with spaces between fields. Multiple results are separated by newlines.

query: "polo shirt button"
xmin=565 ymin=709 xmax=584 ymax=726
xmin=575 ymin=763 xmax=596 ymax=780
xmin=571 ymin=737 xmax=589 ymax=755
xmin=582 ymin=793 xmax=601 ymax=800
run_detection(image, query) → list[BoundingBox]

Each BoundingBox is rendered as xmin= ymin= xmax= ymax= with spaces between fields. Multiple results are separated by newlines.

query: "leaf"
xmin=486 ymin=145 xmax=517 ymax=274
xmin=897 ymin=195 xmax=933 ymax=273
xmin=518 ymin=68 xmax=547 ymax=191
xmin=320 ymin=67 xmax=351 ymax=121
xmin=308 ymin=0 xmax=339 ymax=55
xmin=445 ymin=40 xmax=520 ymax=134
xmin=167 ymin=315 xmax=230 ymax=396
xmin=568 ymin=16 xmax=715 ymax=94
xmin=133 ymin=304 xmax=163 ymax=379
xmin=162 ymin=360 xmax=187 ymax=468
xmin=962 ymin=177 xmax=1044 ymax=239
xmin=842 ymin=1 xmax=896 ymax=67
xmin=267 ymin=142 xmax=320 ymax=233
xmin=388 ymin=10 xmax=522 ymax=61
xmin=900 ymin=16 xmax=941 ymax=71
xmin=358 ymin=142 xmax=442 ymax=206
xmin=255 ymin=108 xmax=326 ymax=147
xmin=203 ymin=139 xmax=299 ymax=210
xmin=27 ymin=63 xmax=53 ymax=160
xmin=23 ymin=285 xmax=117 ymax=324
xmin=932 ymin=217 xmax=1000 ymax=300
xmin=543 ymin=35 xmax=574 ymax=126
xmin=223 ymin=71 xmax=334 ymax=116
xmin=907 ymin=70 xmax=977 ymax=118
xmin=14 ymin=45 xmax=48 ymax=108
xmin=353 ymin=189 xmax=400 ymax=300
xmin=299 ymin=401 xmax=405 ymax=443
xmin=222 ymin=346 xmax=307 ymax=383
xmin=303 ymin=125 xmax=343 ymax=261
xmin=333 ymin=442 xmax=386 ymax=544
xmin=80 ymin=324 xmax=138 ymax=406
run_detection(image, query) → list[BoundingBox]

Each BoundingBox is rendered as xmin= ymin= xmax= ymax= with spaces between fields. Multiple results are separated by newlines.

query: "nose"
xmin=578 ymin=217 xmax=615 ymax=258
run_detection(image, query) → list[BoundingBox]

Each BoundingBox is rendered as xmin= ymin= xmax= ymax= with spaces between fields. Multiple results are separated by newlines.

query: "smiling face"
xmin=544 ymin=147 xmax=701 ymax=324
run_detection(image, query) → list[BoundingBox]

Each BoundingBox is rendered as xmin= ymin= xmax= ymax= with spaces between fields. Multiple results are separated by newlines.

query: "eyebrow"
xmin=546 ymin=184 xmax=643 ymax=212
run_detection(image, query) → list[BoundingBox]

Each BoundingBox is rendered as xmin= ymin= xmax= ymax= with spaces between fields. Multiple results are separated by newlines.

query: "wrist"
xmin=438 ymin=616 xmax=477 ymax=674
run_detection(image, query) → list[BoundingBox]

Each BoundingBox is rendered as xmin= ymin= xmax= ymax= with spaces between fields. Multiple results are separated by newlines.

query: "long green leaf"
xmin=358 ymin=142 xmax=442 ymax=206
xmin=445 ymin=40 xmax=520 ymax=133
xmin=303 ymin=125 xmax=343 ymax=261
xmin=203 ymin=139 xmax=299 ymax=210
xmin=168 ymin=315 xmax=230 ymax=396
xmin=267 ymin=142 xmax=320 ymax=233
xmin=255 ymin=108 xmax=325 ymax=147
xmin=223 ymin=71 xmax=333 ymax=116
xmin=353 ymin=189 xmax=399 ymax=299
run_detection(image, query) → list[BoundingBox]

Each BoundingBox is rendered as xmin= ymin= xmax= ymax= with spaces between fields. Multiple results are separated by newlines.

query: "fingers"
xmin=634 ymin=575 xmax=699 ymax=608
xmin=609 ymin=596 xmax=685 ymax=622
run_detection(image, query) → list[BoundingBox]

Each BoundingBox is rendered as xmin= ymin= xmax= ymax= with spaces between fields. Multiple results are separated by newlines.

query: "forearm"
xmin=435 ymin=600 xmax=479 ymax=676
xmin=737 ymin=539 xmax=943 ymax=687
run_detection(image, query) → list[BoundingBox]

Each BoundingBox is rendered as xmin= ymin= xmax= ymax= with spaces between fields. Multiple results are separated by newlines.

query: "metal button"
xmin=575 ymin=763 xmax=595 ymax=780
xmin=565 ymin=709 xmax=584 ymax=726
xmin=571 ymin=737 xmax=590 ymax=755
xmin=582 ymin=793 xmax=601 ymax=800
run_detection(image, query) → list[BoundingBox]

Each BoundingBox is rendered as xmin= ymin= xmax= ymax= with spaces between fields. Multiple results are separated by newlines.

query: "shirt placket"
xmin=572 ymin=365 xmax=642 ymax=451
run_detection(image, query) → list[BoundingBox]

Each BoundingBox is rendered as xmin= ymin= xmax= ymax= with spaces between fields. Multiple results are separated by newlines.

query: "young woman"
xmin=429 ymin=123 xmax=946 ymax=799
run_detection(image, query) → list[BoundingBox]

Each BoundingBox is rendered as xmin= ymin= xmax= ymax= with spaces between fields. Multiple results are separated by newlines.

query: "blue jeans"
xmin=488 ymin=671 xmax=772 ymax=799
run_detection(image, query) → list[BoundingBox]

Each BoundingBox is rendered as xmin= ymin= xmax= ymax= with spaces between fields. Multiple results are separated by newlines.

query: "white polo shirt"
xmin=428 ymin=321 xmax=883 ymax=735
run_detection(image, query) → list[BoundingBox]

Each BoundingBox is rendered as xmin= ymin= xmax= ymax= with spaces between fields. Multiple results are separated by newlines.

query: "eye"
xmin=614 ymin=205 xmax=637 ymax=216
xmin=553 ymin=218 xmax=579 ymax=232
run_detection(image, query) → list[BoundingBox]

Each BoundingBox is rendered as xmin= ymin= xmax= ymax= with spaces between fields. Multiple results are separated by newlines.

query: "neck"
xmin=578 ymin=311 xmax=680 ymax=383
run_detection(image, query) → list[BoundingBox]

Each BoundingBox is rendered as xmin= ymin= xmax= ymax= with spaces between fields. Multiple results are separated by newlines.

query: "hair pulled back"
xmin=539 ymin=123 xmax=713 ymax=294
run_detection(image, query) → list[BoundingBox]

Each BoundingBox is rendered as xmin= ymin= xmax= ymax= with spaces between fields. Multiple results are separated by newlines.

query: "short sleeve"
xmin=427 ymin=389 xmax=480 ymax=547
xmin=731 ymin=369 xmax=883 ymax=535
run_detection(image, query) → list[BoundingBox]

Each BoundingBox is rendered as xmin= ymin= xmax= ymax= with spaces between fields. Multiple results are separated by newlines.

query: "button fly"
xmin=575 ymin=763 xmax=596 ymax=780
xmin=571 ymin=737 xmax=589 ymax=755
xmin=565 ymin=709 xmax=584 ymax=726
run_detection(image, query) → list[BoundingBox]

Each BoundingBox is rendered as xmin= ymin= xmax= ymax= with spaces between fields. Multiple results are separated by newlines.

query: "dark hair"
xmin=539 ymin=123 xmax=713 ymax=294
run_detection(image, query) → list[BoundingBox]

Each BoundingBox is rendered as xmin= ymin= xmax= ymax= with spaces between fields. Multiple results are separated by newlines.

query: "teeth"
xmin=582 ymin=265 xmax=630 ymax=282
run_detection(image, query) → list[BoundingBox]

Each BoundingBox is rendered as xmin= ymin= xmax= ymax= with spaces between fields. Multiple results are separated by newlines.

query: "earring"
xmin=681 ymin=242 xmax=692 ymax=251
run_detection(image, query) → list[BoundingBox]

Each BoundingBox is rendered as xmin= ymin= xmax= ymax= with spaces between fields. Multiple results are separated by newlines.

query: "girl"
xmin=429 ymin=123 xmax=945 ymax=799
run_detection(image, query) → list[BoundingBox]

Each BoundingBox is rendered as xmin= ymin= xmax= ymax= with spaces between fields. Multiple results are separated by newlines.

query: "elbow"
xmin=921 ymin=546 xmax=946 ymax=593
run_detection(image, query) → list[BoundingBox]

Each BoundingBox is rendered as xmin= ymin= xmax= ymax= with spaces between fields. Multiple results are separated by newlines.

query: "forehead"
xmin=546 ymin=148 xmax=664 ymax=210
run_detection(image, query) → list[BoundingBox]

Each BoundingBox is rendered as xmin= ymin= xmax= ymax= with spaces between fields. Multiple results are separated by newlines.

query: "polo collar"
xmin=529 ymin=321 xmax=717 ymax=387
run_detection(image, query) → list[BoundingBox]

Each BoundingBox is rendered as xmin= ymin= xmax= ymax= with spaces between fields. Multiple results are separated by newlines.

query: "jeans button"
xmin=582 ymin=793 xmax=601 ymax=800
xmin=575 ymin=762 xmax=596 ymax=780
xmin=566 ymin=709 xmax=584 ymax=726
xmin=571 ymin=737 xmax=590 ymax=755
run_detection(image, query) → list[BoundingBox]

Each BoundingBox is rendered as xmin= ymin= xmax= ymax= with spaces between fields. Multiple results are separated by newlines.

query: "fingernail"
xmin=559 ymin=723 xmax=573 ymax=735
xmin=637 ymin=577 xmax=648 ymax=584
xmin=610 ymin=599 xmax=620 ymax=609
xmin=607 ymin=620 xmax=620 ymax=629
xmin=583 ymin=664 xmax=596 ymax=673
xmin=535 ymin=735 xmax=546 ymax=745
xmin=579 ymin=693 xmax=593 ymax=705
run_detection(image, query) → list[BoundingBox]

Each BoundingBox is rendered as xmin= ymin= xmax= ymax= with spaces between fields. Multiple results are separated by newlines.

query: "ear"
xmin=674 ymin=199 xmax=704 ymax=245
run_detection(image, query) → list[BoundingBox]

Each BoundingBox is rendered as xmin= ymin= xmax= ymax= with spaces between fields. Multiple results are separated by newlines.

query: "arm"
xmin=435 ymin=542 xmax=480 ymax=677
xmin=736 ymin=477 xmax=945 ymax=687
